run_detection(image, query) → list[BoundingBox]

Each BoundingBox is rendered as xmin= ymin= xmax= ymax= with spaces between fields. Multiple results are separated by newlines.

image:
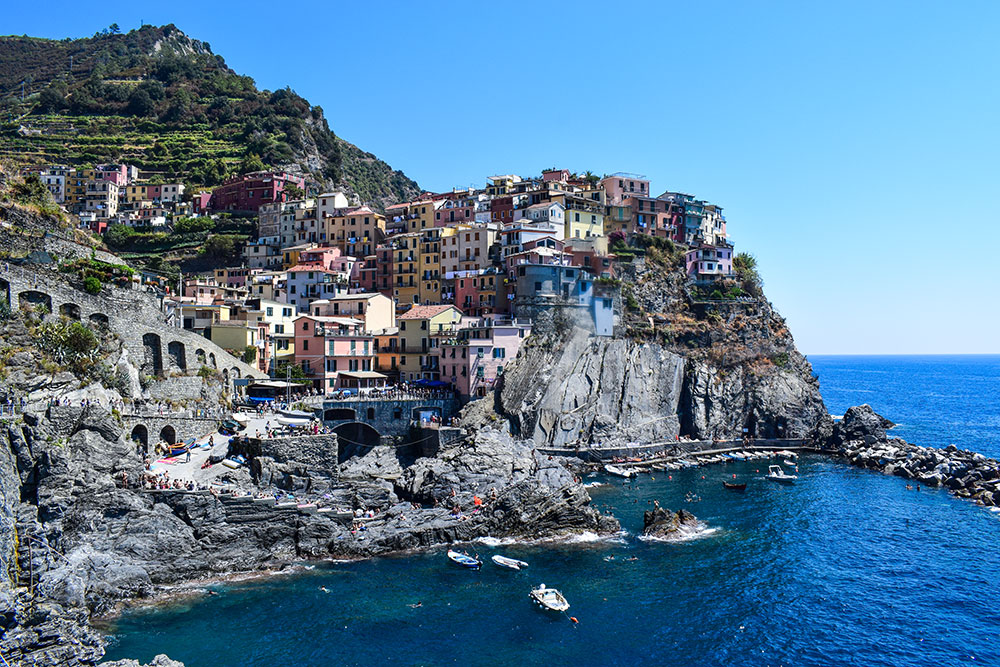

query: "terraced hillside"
xmin=0 ymin=24 xmax=420 ymax=208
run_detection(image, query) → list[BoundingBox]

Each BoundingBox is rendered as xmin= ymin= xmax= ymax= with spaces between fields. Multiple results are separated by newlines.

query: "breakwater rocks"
xmin=827 ymin=405 xmax=1000 ymax=507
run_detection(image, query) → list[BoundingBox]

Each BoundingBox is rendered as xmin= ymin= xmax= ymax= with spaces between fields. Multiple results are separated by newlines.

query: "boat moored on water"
xmin=605 ymin=464 xmax=636 ymax=478
xmin=722 ymin=481 xmax=747 ymax=491
xmin=492 ymin=555 xmax=529 ymax=571
xmin=447 ymin=550 xmax=482 ymax=569
xmin=766 ymin=465 xmax=798 ymax=484
xmin=529 ymin=584 xmax=570 ymax=612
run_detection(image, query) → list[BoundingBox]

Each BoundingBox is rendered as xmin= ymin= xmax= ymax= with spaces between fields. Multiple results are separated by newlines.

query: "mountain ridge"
xmin=0 ymin=24 xmax=421 ymax=209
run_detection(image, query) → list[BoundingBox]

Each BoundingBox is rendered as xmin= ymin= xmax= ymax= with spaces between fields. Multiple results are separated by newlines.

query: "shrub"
xmin=104 ymin=224 xmax=136 ymax=249
xmin=83 ymin=276 xmax=102 ymax=295
xmin=242 ymin=346 xmax=257 ymax=364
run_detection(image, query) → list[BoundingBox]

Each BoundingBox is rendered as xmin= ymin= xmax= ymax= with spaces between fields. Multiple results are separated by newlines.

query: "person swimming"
xmin=408 ymin=602 xmax=423 ymax=608
xmin=319 ymin=586 xmax=330 ymax=593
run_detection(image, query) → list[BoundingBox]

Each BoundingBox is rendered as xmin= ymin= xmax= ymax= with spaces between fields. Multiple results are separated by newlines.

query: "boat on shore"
xmin=605 ymin=464 xmax=636 ymax=478
xmin=722 ymin=481 xmax=747 ymax=491
xmin=447 ymin=550 xmax=482 ymax=569
xmin=492 ymin=555 xmax=529 ymax=571
xmin=766 ymin=465 xmax=798 ymax=484
xmin=529 ymin=584 xmax=569 ymax=612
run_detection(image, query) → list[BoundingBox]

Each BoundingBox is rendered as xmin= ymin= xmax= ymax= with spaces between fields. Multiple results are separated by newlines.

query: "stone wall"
xmin=122 ymin=415 xmax=219 ymax=446
xmin=0 ymin=262 xmax=264 ymax=382
xmin=319 ymin=398 xmax=459 ymax=437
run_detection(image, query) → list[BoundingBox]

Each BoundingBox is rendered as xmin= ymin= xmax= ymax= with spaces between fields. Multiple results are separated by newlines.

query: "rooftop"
xmin=399 ymin=304 xmax=460 ymax=320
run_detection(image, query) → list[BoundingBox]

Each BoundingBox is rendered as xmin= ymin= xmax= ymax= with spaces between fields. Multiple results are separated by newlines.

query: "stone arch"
xmin=230 ymin=367 xmax=241 ymax=379
xmin=324 ymin=407 xmax=356 ymax=421
xmin=130 ymin=424 xmax=148 ymax=447
xmin=366 ymin=407 xmax=376 ymax=420
xmin=195 ymin=349 xmax=207 ymax=365
xmin=223 ymin=368 xmax=230 ymax=383
xmin=89 ymin=312 xmax=109 ymax=328
xmin=334 ymin=422 xmax=382 ymax=463
xmin=209 ymin=352 xmax=217 ymax=369
xmin=142 ymin=333 xmax=163 ymax=376
xmin=0 ymin=277 xmax=9 ymax=308
xmin=59 ymin=303 xmax=81 ymax=320
xmin=745 ymin=413 xmax=757 ymax=439
xmin=393 ymin=408 xmax=402 ymax=420
xmin=19 ymin=290 xmax=51 ymax=314
xmin=167 ymin=341 xmax=187 ymax=371
xmin=159 ymin=425 xmax=177 ymax=445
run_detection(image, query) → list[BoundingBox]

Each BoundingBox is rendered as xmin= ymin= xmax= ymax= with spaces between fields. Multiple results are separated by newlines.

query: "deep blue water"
xmin=102 ymin=356 xmax=1000 ymax=666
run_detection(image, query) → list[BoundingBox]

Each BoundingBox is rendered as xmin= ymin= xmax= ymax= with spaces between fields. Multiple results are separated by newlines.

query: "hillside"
xmin=0 ymin=24 xmax=420 ymax=208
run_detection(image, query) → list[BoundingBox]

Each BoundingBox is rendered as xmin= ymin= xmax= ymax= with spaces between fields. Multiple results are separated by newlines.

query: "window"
xmin=493 ymin=348 xmax=505 ymax=359
xmin=303 ymin=340 xmax=309 ymax=351
xmin=535 ymin=281 xmax=542 ymax=291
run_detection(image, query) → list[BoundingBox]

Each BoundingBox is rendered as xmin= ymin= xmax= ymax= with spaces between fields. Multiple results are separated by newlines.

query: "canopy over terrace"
xmin=337 ymin=370 xmax=388 ymax=389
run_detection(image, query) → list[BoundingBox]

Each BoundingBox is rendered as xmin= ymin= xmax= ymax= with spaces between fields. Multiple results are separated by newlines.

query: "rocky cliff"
xmin=492 ymin=255 xmax=830 ymax=449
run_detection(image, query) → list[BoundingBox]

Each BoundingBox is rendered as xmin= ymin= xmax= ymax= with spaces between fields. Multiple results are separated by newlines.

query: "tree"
xmin=83 ymin=276 xmax=102 ymax=295
xmin=733 ymin=252 xmax=762 ymax=296
xmin=103 ymin=224 xmax=135 ymax=249
xmin=108 ymin=23 xmax=120 ymax=34
xmin=127 ymin=88 xmax=155 ymax=117
xmin=274 ymin=361 xmax=310 ymax=383
xmin=200 ymin=234 xmax=244 ymax=264
xmin=283 ymin=183 xmax=304 ymax=201
xmin=239 ymin=153 xmax=265 ymax=175
xmin=37 ymin=82 xmax=68 ymax=113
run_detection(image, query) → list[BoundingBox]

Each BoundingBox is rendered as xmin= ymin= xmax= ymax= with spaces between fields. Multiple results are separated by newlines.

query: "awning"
xmin=414 ymin=379 xmax=451 ymax=388
xmin=338 ymin=371 xmax=387 ymax=379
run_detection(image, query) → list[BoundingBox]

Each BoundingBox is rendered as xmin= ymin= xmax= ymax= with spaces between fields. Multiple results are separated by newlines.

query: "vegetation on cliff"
xmin=0 ymin=25 xmax=420 ymax=206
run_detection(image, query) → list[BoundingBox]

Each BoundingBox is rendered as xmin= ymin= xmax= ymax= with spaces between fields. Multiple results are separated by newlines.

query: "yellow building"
xmin=418 ymin=227 xmax=443 ymax=305
xmin=391 ymin=232 xmax=420 ymax=308
xmin=396 ymin=304 xmax=463 ymax=382
xmin=123 ymin=184 xmax=149 ymax=204
xmin=322 ymin=205 xmax=386 ymax=258
xmin=282 ymin=242 xmax=317 ymax=270
xmin=559 ymin=192 xmax=606 ymax=240
xmin=384 ymin=199 xmax=442 ymax=234
xmin=374 ymin=328 xmax=402 ymax=381
xmin=210 ymin=321 xmax=258 ymax=360
xmin=242 ymin=298 xmax=297 ymax=373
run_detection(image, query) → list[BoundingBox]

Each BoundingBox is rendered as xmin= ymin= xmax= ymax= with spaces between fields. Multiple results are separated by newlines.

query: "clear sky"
xmin=5 ymin=1 xmax=999 ymax=354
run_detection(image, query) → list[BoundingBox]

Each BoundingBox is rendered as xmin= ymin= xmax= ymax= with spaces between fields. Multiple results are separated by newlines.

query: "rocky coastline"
xmin=824 ymin=404 xmax=1000 ymax=507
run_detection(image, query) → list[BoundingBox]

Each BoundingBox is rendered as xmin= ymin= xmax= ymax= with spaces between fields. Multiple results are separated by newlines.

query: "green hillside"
xmin=0 ymin=24 xmax=420 ymax=207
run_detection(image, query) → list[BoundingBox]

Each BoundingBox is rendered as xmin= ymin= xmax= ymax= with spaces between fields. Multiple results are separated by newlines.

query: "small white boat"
xmin=529 ymin=584 xmax=570 ymax=612
xmin=783 ymin=459 xmax=796 ymax=467
xmin=605 ymin=464 xmax=635 ymax=478
xmin=766 ymin=465 xmax=798 ymax=484
xmin=231 ymin=413 xmax=249 ymax=425
xmin=492 ymin=554 xmax=529 ymax=571
xmin=447 ymin=550 xmax=482 ymax=569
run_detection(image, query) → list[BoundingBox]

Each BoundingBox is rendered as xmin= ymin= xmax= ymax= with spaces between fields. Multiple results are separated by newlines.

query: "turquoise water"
xmin=102 ymin=356 xmax=1000 ymax=666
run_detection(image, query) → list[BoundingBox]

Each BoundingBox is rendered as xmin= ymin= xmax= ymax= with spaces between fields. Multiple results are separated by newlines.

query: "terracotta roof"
xmin=399 ymin=304 xmax=461 ymax=320
xmin=287 ymin=263 xmax=340 ymax=274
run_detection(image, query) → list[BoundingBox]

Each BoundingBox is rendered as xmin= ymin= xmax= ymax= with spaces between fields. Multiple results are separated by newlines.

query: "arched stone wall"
xmin=159 ymin=425 xmax=177 ymax=444
xmin=130 ymin=424 xmax=148 ymax=447
xmin=142 ymin=332 xmax=163 ymax=376
xmin=59 ymin=303 xmax=81 ymax=320
xmin=89 ymin=312 xmax=109 ymax=327
xmin=167 ymin=341 xmax=187 ymax=371
xmin=19 ymin=290 xmax=51 ymax=313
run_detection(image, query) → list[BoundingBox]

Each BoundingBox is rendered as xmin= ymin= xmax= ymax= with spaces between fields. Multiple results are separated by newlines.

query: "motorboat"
xmin=783 ymin=459 xmax=797 ymax=467
xmin=492 ymin=555 xmax=529 ymax=571
xmin=766 ymin=465 xmax=798 ymax=484
xmin=529 ymin=584 xmax=570 ymax=612
xmin=447 ymin=550 xmax=482 ymax=569
xmin=722 ymin=481 xmax=747 ymax=491
xmin=605 ymin=464 xmax=635 ymax=478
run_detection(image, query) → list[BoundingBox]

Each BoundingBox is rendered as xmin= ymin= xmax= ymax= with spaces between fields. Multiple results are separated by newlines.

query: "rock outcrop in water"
xmin=642 ymin=505 xmax=701 ymax=539
xmin=824 ymin=404 xmax=1000 ymax=506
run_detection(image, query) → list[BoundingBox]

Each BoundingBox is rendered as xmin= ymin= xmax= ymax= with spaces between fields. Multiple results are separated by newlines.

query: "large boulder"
xmin=831 ymin=404 xmax=895 ymax=448
xmin=642 ymin=505 xmax=701 ymax=539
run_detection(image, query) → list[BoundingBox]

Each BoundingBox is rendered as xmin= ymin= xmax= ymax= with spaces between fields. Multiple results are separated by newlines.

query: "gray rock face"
xmin=642 ymin=506 xmax=700 ymax=538
xmin=496 ymin=323 xmax=829 ymax=447
xmin=101 ymin=655 xmax=185 ymax=667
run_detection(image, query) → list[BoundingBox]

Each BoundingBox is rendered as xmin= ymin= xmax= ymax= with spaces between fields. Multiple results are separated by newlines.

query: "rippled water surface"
xmin=103 ymin=356 xmax=1000 ymax=666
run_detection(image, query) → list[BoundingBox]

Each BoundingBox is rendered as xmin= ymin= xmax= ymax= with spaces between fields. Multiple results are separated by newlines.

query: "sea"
xmin=101 ymin=355 xmax=1000 ymax=666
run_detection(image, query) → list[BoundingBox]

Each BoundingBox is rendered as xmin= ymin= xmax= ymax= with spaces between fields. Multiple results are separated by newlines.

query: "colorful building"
xmin=210 ymin=171 xmax=305 ymax=214
xmin=440 ymin=318 xmax=532 ymax=398
xmin=396 ymin=304 xmax=463 ymax=383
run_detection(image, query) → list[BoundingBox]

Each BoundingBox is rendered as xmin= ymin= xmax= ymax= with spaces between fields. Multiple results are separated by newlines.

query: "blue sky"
xmin=6 ymin=1 xmax=999 ymax=354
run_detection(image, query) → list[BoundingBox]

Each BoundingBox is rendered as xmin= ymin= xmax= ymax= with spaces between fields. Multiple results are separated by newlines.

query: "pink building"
xmin=446 ymin=269 xmax=500 ymax=317
xmin=440 ymin=318 xmax=532 ymax=399
xmin=434 ymin=196 xmax=476 ymax=226
xmin=293 ymin=315 xmax=383 ymax=392
xmin=685 ymin=243 xmax=735 ymax=282
xmin=600 ymin=172 xmax=650 ymax=204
